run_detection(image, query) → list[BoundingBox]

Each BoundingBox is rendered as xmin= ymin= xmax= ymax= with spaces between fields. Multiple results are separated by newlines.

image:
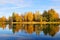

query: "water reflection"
xmin=0 ymin=23 xmax=60 ymax=37
xmin=0 ymin=23 xmax=6 ymax=29
xmin=43 ymin=24 xmax=59 ymax=36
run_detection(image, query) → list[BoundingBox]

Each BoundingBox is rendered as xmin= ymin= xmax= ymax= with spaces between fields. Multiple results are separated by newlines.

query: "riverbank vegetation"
xmin=0 ymin=9 xmax=60 ymax=23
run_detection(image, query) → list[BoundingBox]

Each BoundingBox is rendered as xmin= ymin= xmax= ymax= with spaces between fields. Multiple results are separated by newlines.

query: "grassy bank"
xmin=11 ymin=22 xmax=60 ymax=24
xmin=0 ymin=22 xmax=60 ymax=24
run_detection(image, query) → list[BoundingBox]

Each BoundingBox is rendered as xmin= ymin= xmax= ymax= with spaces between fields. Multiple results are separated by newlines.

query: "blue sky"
xmin=0 ymin=0 xmax=60 ymax=18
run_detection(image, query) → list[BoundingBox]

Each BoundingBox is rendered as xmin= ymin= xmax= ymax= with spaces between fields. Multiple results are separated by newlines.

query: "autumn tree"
xmin=48 ymin=9 xmax=59 ymax=22
xmin=42 ymin=10 xmax=50 ymax=22
xmin=12 ymin=12 xmax=16 ymax=22
xmin=26 ymin=12 xmax=33 ymax=22
xmin=33 ymin=11 xmax=41 ymax=22
xmin=12 ymin=12 xmax=22 ymax=22
xmin=24 ymin=13 xmax=28 ymax=21
xmin=42 ymin=9 xmax=59 ymax=22
xmin=8 ymin=16 xmax=13 ymax=22
xmin=1 ymin=16 xmax=7 ymax=22
xmin=15 ymin=14 xmax=22 ymax=22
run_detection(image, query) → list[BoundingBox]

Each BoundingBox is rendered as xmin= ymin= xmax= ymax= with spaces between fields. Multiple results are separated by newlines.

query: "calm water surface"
xmin=0 ymin=24 xmax=60 ymax=40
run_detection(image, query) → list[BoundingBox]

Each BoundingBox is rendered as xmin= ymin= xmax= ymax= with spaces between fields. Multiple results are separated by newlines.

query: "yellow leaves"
xmin=0 ymin=16 xmax=6 ymax=22
xmin=24 ymin=13 xmax=28 ymax=21
xmin=53 ymin=13 xmax=59 ymax=19
xmin=9 ymin=9 xmax=59 ymax=22
xmin=27 ymin=12 xmax=33 ymax=21
xmin=34 ymin=11 xmax=40 ymax=20
xmin=48 ymin=9 xmax=59 ymax=19
xmin=12 ymin=13 xmax=22 ymax=22
xmin=0 ymin=9 xmax=59 ymax=22
xmin=24 ymin=12 xmax=33 ymax=21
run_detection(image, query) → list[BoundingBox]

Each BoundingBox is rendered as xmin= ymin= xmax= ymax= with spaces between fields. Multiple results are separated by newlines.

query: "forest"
xmin=0 ymin=9 xmax=60 ymax=23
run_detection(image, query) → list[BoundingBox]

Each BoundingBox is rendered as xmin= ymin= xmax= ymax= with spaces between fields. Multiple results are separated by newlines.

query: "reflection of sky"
xmin=0 ymin=0 xmax=60 ymax=18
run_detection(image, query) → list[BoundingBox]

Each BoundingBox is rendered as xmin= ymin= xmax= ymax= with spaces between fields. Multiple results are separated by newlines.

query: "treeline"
xmin=0 ymin=9 xmax=60 ymax=22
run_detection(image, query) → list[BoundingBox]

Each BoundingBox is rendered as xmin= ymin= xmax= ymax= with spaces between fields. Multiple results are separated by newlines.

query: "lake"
xmin=0 ymin=23 xmax=60 ymax=40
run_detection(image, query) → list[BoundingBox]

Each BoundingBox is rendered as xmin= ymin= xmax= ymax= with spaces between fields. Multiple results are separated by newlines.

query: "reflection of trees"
xmin=23 ymin=24 xmax=43 ymax=35
xmin=12 ymin=24 xmax=23 ymax=33
xmin=0 ymin=23 xmax=6 ymax=29
xmin=9 ymin=24 xmax=13 ymax=29
xmin=0 ymin=23 xmax=59 ymax=37
xmin=11 ymin=24 xmax=43 ymax=35
xmin=24 ymin=24 xmax=34 ymax=34
xmin=43 ymin=24 xmax=59 ymax=37
xmin=34 ymin=24 xmax=43 ymax=35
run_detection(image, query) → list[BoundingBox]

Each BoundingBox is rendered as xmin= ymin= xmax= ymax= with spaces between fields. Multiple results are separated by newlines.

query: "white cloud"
xmin=51 ymin=0 xmax=60 ymax=2
xmin=0 ymin=0 xmax=24 ymax=4
xmin=0 ymin=0 xmax=32 ymax=8
xmin=50 ymin=0 xmax=60 ymax=3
